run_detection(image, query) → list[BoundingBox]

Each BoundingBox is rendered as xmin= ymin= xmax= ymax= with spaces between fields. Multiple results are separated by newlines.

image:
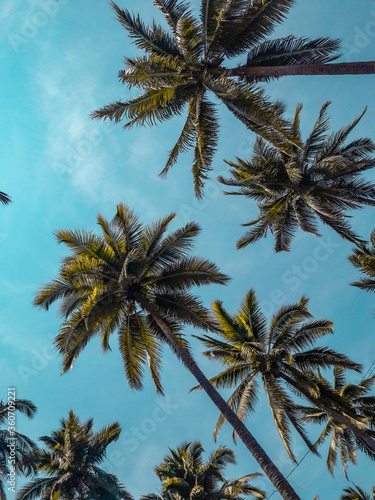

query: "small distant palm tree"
xmin=193 ymin=289 xmax=375 ymax=459
xmin=349 ymin=229 xmax=375 ymax=293
xmin=141 ymin=441 xmax=265 ymax=499
xmin=300 ymin=367 xmax=375 ymax=478
xmin=0 ymin=398 xmax=37 ymax=500
xmin=92 ymin=1 xmax=346 ymax=196
xmin=219 ymin=102 xmax=375 ymax=251
xmin=341 ymin=484 xmax=375 ymax=500
xmin=33 ymin=205 xmax=301 ymax=499
xmin=0 ymin=192 xmax=11 ymax=205
xmin=16 ymin=410 xmax=132 ymax=500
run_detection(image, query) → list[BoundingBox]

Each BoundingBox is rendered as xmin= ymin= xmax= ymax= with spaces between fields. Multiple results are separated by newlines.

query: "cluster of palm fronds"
xmin=193 ymin=290 xmax=375 ymax=478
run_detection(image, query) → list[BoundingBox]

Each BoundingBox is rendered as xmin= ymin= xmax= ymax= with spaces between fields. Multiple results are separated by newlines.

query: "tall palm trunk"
xmin=135 ymin=294 xmax=301 ymax=500
xmin=279 ymin=372 xmax=375 ymax=453
xmin=229 ymin=61 xmax=375 ymax=78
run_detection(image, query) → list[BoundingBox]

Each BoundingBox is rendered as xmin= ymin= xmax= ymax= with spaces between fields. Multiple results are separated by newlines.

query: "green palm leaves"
xmin=193 ymin=290 xmax=375 ymax=463
xmin=0 ymin=192 xmax=11 ymax=205
xmin=300 ymin=368 xmax=375 ymax=478
xmin=220 ymin=103 xmax=375 ymax=251
xmin=340 ymin=485 xmax=375 ymax=500
xmin=350 ymin=230 xmax=375 ymax=292
xmin=141 ymin=441 xmax=265 ymax=499
xmin=16 ymin=411 xmax=132 ymax=500
xmin=92 ymin=1 xmax=340 ymax=197
xmin=34 ymin=204 xmax=228 ymax=393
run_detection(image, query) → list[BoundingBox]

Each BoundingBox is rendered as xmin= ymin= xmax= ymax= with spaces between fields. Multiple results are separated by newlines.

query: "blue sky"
xmin=1 ymin=0 xmax=375 ymax=498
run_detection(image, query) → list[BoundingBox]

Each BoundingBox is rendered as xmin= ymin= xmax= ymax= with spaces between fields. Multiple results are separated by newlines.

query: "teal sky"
xmin=1 ymin=0 xmax=375 ymax=498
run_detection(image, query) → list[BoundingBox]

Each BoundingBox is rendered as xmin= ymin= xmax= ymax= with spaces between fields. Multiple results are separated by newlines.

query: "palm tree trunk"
xmin=228 ymin=61 xmax=375 ymax=78
xmin=135 ymin=294 xmax=301 ymax=500
xmin=279 ymin=372 xmax=375 ymax=453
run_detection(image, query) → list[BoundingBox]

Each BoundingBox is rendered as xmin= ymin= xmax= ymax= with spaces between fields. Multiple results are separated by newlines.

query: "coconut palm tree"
xmin=219 ymin=102 xmax=375 ymax=251
xmin=299 ymin=368 xmax=375 ymax=478
xmin=33 ymin=204 xmax=301 ymax=499
xmin=193 ymin=289 xmax=375 ymax=460
xmin=16 ymin=410 xmax=132 ymax=500
xmin=0 ymin=398 xmax=37 ymax=500
xmin=92 ymin=0 xmax=347 ymax=197
xmin=341 ymin=485 xmax=375 ymax=500
xmin=349 ymin=229 xmax=375 ymax=292
xmin=141 ymin=441 xmax=265 ymax=499
xmin=0 ymin=192 xmax=11 ymax=205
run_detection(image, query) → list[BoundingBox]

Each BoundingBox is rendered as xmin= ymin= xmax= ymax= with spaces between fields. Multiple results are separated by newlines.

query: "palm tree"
xmin=92 ymin=0 xmax=346 ymax=197
xmin=341 ymin=484 xmax=375 ymax=500
xmin=0 ymin=398 xmax=37 ymax=500
xmin=141 ymin=441 xmax=265 ymax=499
xmin=193 ymin=289 xmax=375 ymax=459
xmin=16 ymin=410 xmax=132 ymax=500
xmin=349 ymin=229 xmax=375 ymax=292
xmin=300 ymin=368 xmax=375 ymax=478
xmin=0 ymin=192 xmax=11 ymax=205
xmin=219 ymin=102 xmax=375 ymax=251
xmin=34 ymin=204 xmax=302 ymax=499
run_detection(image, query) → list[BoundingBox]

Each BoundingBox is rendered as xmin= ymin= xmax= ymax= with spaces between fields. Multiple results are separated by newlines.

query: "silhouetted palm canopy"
xmin=0 ymin=192 xmax=11 ymax=205
xmin=193 ymin=290 xmax=375 ymax=461
xmin=219 ymin=102 xmax=375 ymax=251
xmin=340 ymin=484 xmax=375 ymax=500
xmin=34 ymin=204 xmax=228 ymax=393
xmin=0 ymin=399 xmax=37 ymax=500
xmin=92 ymin=0 xmax=342 ymax=196
xmin=141 ymin=441 xmax=265 ymax=499
xmin=299 ymin=367 xmax=375 ymax=478
xmin=16 ymin=411 xmax=132 ymax=500
xmin=349 ymin=229 xmax=375 ymax=293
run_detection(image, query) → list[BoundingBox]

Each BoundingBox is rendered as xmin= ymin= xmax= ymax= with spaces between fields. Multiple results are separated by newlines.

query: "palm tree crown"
xmin=141 ymin=441 xmax=265 ymax=499
xmin=193 ymin=289 xmax=375 ymax=461
xmin=219 ymin=102 xmax=375 ymax=251
xmin=16 ymin=411 xmax=132 ymax=500
xmin=300 ymin=367 xmax=375 ymax=478
xmin=0 ymin=399 xmax=37 ymax=500
xmin=92 ymin=0 xmax=341 ymax=196
xmin=34 ymin=204 xmax=228 ymax=393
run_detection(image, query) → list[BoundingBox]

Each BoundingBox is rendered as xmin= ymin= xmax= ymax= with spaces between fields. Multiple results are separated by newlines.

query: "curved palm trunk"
xmin=135 ymin=295 xmax=301 ymax=500
xmin=229 ymin=61 xmax=375 ymax=78
xmin=279 ymin=372 xmax=375 ymax=453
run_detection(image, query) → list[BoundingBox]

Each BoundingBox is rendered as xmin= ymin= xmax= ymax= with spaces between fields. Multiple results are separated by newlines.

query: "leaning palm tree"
xmin=0 ymin=398 xmax=37 ymax=500
xmin=34 ymin=204 xmax=301 ymax=499
xmin=92 ymin=0 xmax=347 ymax=196
xmin=341 ymin=484 xmax=375 ymax=500
xmin=219 ymin=102 xmax=375 ymax=251
xmin=0 ymin=192 xmax=11 ymax=205
xmin=349 ymin=229 xmax=375 ymax=293
xmin=193 ymin=289 xmax=375 ymax=460
xmin=300 ymin=368 xmax=375 ymax=478
xmin=16 ymin=410 xmax=132 ymax=500
xmin=141 ymin=441 xmax=265 ymax=499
